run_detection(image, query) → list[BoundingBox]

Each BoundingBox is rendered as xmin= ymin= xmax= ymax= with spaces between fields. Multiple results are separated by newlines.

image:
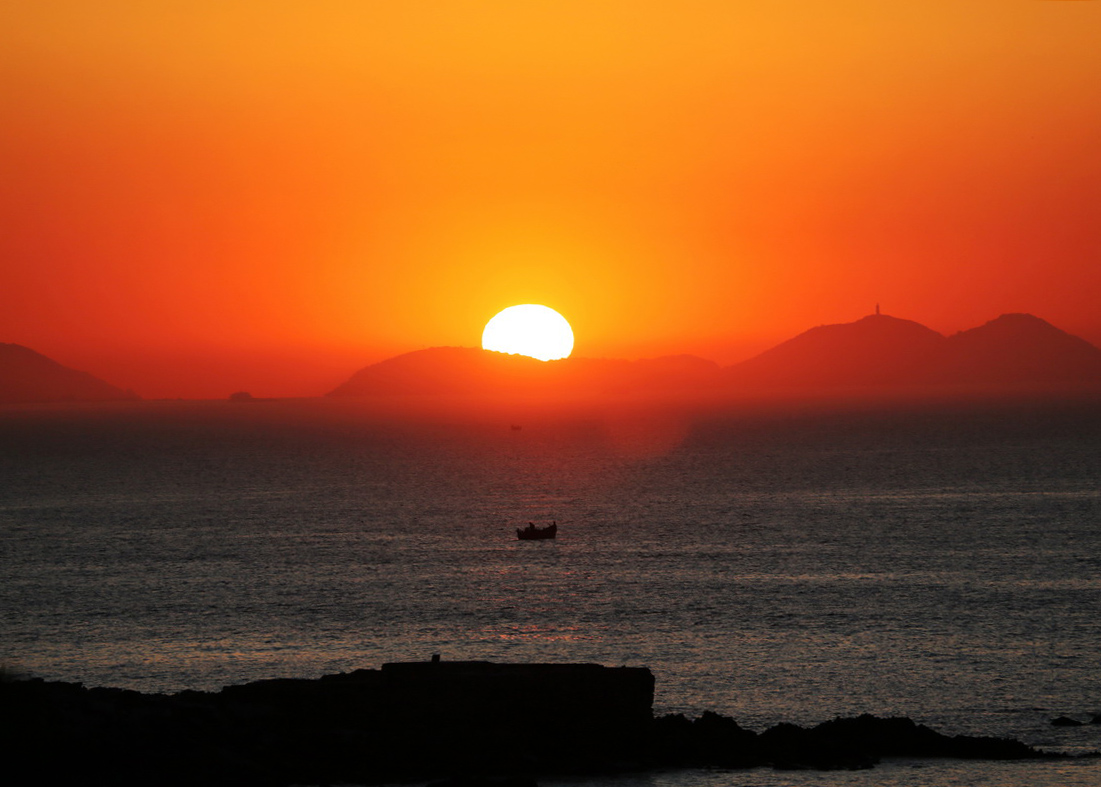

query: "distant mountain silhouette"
xmin=328 ymin=347 xmax=721 ymax=397
xmin=934 ymin=313 xmax=1101 ymax=385
xmin=0 ymin=343 xmax=138 ymax=403
xmin=725 ymin=314 xmax=946 ymax=388
xmin=330 ymin=313 xmax=1101 ymax=399
xmin=726 ymin=312 xmax=1101 ymax=390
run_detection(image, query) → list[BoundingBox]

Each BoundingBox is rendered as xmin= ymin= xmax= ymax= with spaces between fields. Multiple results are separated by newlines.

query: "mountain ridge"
xmin=6 ymin=312 xmax=1099 ymax=402
xmin=330 ymin=313 xmax=1101 ymax=397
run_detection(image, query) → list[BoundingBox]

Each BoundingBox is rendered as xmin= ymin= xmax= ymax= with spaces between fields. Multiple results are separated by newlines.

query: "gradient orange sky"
xmin=3 ymin=2 xmax=1100 ymax=398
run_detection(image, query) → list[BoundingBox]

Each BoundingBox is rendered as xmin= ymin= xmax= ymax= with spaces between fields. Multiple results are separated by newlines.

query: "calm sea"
xmin=2 ymin=395 xmax=1099 ymax=786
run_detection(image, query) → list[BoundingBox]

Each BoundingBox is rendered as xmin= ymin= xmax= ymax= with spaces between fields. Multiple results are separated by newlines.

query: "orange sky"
xmin=3 ymin=1 xmax=1100 ymax=398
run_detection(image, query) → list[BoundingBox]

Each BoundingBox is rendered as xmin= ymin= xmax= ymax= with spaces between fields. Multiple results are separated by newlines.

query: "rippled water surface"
xmin=2 ymin=396 xmax=1099 ymax=786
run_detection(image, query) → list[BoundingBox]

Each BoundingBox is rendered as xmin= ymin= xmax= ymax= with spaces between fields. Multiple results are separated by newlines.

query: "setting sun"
xmin=482 ymin=304 xmax=574 ymax=361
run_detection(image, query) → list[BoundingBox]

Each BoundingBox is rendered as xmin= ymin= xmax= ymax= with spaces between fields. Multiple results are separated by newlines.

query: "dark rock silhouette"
xmin=0 ymin=343 xmax=138 ymax=403
xmin=1 ymin=660 xmax=1068 ymax=786
xmin=429 ymin=777 xmax=538 ymax=787
xmin=649 ymin=710 xmax=760 ymax=768
xmin=1051 ymin=716 xmax=1084 ymax=727
xmin=651 ymin=712 xmax=1045 ymax=772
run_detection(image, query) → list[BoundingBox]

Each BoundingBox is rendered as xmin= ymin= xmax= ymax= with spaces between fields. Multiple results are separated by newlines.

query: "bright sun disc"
xmin=482 ymin=304 xmax=574 ymax=361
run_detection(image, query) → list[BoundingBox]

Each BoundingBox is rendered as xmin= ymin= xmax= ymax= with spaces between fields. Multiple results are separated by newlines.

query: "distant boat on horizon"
xmin=517 ymin=521 xmax=557 ymax=540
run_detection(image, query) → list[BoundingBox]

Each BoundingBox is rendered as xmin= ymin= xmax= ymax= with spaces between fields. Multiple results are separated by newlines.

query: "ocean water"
xmin=1 ymin=395 xmax=1099 ymax=786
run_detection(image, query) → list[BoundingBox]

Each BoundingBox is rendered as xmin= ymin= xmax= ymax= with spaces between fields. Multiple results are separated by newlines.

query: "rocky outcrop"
xmin=1 ymin=661 xmax=653 ymax=785
xmin=648 ymin=711 xmax=1045 ymax=772
xmin=1052 ymin=716 xmax=1084 ymax=727
xmin=215 ymin=661 xmax=655 ymax=779
xmin=0 ymin=661 xmax=1067 ymax=786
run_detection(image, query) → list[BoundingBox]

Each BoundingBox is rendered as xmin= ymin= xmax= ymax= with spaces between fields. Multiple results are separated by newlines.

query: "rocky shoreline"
xmin=1 ymin=660 xmax=1079 ymax=786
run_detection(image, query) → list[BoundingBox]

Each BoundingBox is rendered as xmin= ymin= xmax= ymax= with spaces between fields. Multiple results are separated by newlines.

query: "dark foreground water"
xmin=2 ymin=395 xmax=1099 ymax=786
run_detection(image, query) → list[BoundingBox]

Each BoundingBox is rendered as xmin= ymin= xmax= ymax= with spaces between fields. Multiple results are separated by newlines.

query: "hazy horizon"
xmin=7 ymin=309 xmax=1101 ymax=401
xmin=5 ymin=3 xmax=1101 ymax=398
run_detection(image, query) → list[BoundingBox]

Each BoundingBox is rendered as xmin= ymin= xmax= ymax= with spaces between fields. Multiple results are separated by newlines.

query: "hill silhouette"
xmin=327 ymin=347 xmax=721 ymax=398
xmin=724 ymin=314 xmax=946 ymax=388
xmin=934 ymin=313 xmax=1101 ymax=385
xmin=0 ymin=343 xmax=138 ymax=403
xmin=726 ymin=312 xmax=1101 ymax=390
xmin=330 ymin=313 xmax=1101 ymax=398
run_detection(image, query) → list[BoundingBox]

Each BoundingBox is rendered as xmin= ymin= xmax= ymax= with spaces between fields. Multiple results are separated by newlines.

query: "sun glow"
xmin=482 ymin=304 xmax=575 ymax=361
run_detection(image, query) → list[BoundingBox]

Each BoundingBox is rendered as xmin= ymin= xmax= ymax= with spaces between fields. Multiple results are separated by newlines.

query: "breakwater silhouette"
xmin=3 ymin=659 xmax=1072 ymax=786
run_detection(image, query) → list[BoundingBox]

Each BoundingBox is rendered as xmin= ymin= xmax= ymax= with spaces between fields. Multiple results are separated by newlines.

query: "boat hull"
xmin=517 ymin=523 xmax=557 ymax=540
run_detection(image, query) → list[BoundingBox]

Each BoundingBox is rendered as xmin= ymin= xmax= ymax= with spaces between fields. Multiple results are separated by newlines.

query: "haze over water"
xmin=2 ymin=396 xmax=1099 ymax=786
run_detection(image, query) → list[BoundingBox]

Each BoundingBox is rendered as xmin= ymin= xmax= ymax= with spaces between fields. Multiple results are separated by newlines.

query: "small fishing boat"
xmin=517 ymin=521 xmax=557 ymax=540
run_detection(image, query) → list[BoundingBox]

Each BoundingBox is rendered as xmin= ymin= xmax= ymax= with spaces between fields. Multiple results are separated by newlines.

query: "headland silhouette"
xmin=0 ymin=343 xmax=138 ymax=404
